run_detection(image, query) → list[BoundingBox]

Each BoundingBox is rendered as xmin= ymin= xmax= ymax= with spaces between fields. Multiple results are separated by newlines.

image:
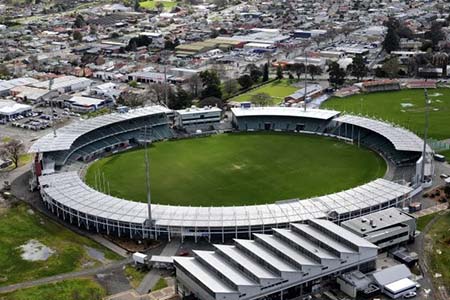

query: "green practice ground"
xmin=85 ymin=132 xmax=386 ymax=206
xmin=322 ymin=88 xmax=450 ymax=140
xmin=0 ymin=204 xmax=121 ymax=286
xmin=0 ymin=278 xmax=105 ymax=300
xmin=139 ymin=0 xmax=177 ymax=9
xmin=230 ymin=80 xmax=299 ymax=105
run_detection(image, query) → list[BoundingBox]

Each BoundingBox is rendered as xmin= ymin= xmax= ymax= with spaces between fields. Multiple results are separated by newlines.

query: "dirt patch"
xmin=18 ymin=239 xmax=55 ymax=261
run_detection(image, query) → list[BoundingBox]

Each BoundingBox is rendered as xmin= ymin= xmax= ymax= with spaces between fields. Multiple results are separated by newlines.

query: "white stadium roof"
xmin=231 ymin=107 xmax=340 ymax=120
xmin=335 ymin=115 xmax=427 ymax=152
xmin=29 ymin=106 xmax=171 ymax=153
xmin=39 ymin=171 xmax=413 ymax=229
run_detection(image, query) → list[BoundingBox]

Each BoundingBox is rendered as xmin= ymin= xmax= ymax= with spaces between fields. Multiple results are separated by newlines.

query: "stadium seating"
xmin=44 ymin=113 xmax=174 ymax=168
xmin=330 ymin=124 xmax=421 ymax=166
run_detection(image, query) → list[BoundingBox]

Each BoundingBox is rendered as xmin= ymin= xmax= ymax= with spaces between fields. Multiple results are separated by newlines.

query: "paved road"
xmin=136 ymin=239 xmax=181 ymax=295
xmin=0 ymin=258 xmax=133 ymax=294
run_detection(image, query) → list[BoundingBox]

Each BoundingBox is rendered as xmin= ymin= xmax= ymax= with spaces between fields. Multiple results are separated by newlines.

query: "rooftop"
xmin=231 ymin=107 xmax=339 ymax=120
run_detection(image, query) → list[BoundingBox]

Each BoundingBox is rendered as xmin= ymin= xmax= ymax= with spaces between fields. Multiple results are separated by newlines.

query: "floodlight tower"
xmin=144 ymin=126 xmax=153 ymax=237
xmin=49 ymin=78 xmax=56 ymax=138
xmin=304 ymin=47 xmax=308 ymax=112
xmin=420 ymin=88 xmax=430 ymax=184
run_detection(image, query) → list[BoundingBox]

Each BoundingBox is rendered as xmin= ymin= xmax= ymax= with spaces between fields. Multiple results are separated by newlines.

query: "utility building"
xmin=174 ymin=219 xmax=378 ymax=300
xmin=341 ymin=208 xmax=416 ymax=250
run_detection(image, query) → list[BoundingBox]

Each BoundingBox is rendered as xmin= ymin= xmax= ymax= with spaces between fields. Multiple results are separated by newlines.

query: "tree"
xmin=328 ymin=62 xmax=346 ymax=88
xmin=347 ymin=54 xmax=368 ymax=81
xmin=186 ymin=74 xmax=202 ymax=98
xmin=250 ymin=68 xmax=263 ymax=83
xmin=134 ymin=0 xmax=140 ymax=11
xmin=199 ymin=70 xmax=222 ymax=99
xmin=118 ymin=90 xmax=147 ymax=107
xmin=0 ymin=139 xmax=24 ymax=169
xmin=262 ymin=63 xmax=269 ymax=82
xmin=250 ymin=93 xmax=272 ymax=107
xmin=199 ymin=96 xmax=223 ymax=108
xmin=307 ymin=65 xmax=322 ymax=80
xmin=237 ymin=74 xmax=253 ymax=90
xmin=291 ymin=63 xmax=305 ymax=80
xmin=155 ymin=1 xmax=165 ymax=12
xmin=128 ymin=80 xmax=138 ymax=88
xmin=73 ymin=14 xmax=86 ymax=28
xmin=382 ymin=57 xmax=400 ymax=79
xmin=72 ymin=30 xmax=83 ymax=42
xmin=89 ymin=24 xmax=97 ymax=36
xmin=149 ymin=83 xmax=170 ymax=105
xmin=126 ymin=35 xmax=152 ymax=51
xmin=276 ymin=65 xmax=283 ymax=80
xmin=222 ymin=78 xmax=239 ymax=97
xmin=425 ymin=22 xmax=445 ymax=49
xmin=168 ymin=86 xmax=192 ymax=109
xmin=0 ymin=64 xmax=11 ymax=79
xmin=383 ymin=26 xmax=400 ymax=53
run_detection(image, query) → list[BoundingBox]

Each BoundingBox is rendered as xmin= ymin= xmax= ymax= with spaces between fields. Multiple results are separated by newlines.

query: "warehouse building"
xmin=174 ymin=219 xmax=378 ymax=300
xmin=341 ymin=208 xmax=416 ymax=250
xmin=0 ymin=99 xmax=32 ymax=122
xmin=32 ymin=76 xmax=92 ymax=94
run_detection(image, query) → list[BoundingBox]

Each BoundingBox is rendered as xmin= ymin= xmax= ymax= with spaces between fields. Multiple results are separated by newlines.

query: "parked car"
xmin=404 ymin=291 xmax=417 ymax=299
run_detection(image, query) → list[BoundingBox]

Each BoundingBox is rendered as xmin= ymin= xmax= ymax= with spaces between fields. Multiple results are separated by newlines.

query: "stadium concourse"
xmin=29 ymin=105 xmax=432 ymax=242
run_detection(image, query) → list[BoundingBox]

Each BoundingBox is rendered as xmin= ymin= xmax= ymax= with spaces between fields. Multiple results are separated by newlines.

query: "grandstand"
xmin=30 ymin=106 xmax=173 ymax=175
xmin=30 ymin=106 xmax=430 ymax=241
xmin=231 ymin=107 xmax=339 ymax=133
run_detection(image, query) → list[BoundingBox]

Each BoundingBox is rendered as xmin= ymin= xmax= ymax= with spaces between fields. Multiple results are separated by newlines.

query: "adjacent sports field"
xmin=85 ymin=132 xmax=386 ymax=206
xmin=139 ymin=0 xmax=177 ymax=10
xmin=322 ymin=88 xmax=450 ymax=140
xmin=0 ymin=204 xmax=121 ymax=286
xmin=230 ymin=79 xmax=299 ymax=105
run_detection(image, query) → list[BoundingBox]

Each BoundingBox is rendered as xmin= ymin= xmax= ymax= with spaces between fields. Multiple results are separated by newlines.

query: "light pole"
xmin=48 ymin=78 xmax=56 ymax=138
xmin=421 ymin=88 xmax=430 ymax=184
xmin=144 ymin=126 xmax=152 ymax=237
xmin=304 ymin=47 xmax=308 ymax=112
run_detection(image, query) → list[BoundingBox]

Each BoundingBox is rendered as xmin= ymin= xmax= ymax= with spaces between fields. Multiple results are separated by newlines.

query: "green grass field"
xmin=139 ymin=0 xmax=177 ymax=9
xmin=322 ymin=88 xmax=450 ymax=140
xmin=416 ymin=213 xmax=437 ymax=231
xmin=0 ymin=278 xmax=105 ymax=300
xmin=124 ymin=265 xmax=146 ymax=288
xmin=0 ymin=204 xmax=121 ymax=286
xmin=428 ymin=212 xmax=450 ymax=292
xmin=441 ymin=149 xmax=450 ymax=163
xmin=85 ymin=132 xmax=386 ymax=206
xmin=230 ymin=80 xmax=299 ymax=105
xmin=153 ymin=277 xmax=168 ymax=291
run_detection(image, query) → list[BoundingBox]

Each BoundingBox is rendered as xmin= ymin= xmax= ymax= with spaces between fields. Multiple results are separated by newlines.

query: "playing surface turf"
xmin=230 ymin=79 xmax=299 ymax=105
xmin=322 ymin=88 xmax=450 ymax=140
xmin=85 ymin=132 xmax=386 ymax=206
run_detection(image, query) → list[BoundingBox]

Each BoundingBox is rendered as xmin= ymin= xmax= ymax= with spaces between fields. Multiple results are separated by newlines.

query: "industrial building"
xmin=174 ymin=219 xmax=378 ymax=300
xmin=0 ymin=99 xmax=32 ymax=122
xmin=341 ymin=208 xmax=416 ymax=250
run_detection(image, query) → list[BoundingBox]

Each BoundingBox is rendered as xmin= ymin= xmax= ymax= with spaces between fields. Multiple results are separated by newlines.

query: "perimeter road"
xmin=0 ymin=258 xmax=132 ymax=294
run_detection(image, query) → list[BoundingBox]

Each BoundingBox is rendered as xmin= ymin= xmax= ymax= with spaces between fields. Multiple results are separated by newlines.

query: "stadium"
xmin=29 ymin=105 xmax=433 ymax=242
